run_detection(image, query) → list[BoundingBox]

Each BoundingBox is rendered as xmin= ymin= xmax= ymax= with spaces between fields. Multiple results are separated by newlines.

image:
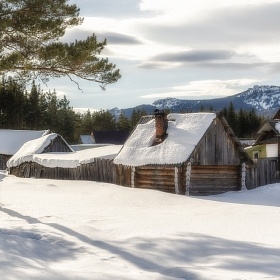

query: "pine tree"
xmin=130 ymin=108 xmax=147 ymax=128
xmin=0 ymin=0 xmax=121 ymax=88
xmin=226 ymin=102 xmax=237 ymax=133
xmin=92 ymin=110 xmax=116 ymax=131
xmin=117 ymin=111 xmax=131 ymax=131
xmin=26 ymin=82 xmax=41 ymax=128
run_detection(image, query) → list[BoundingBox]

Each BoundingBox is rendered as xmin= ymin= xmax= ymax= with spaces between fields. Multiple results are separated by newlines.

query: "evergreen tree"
xmin=226 ymin=102 xmax=237 ymax=133
xmin=0 ymin=0 xmax=121 ymax=88
xmin=26 ymin=82 xmax=41 ymax=128
xmin=56 ymin=97 xmax=77 ymax=143
xmin=117 ymin=111 xmax=131 ymax=131
xmin=237 ymin=109 xmax=247 ymax=137
xmin=130 ymin=108 xmax=147 ymax=128
xmin=92 ymin=110 xmax=116 ymax=131
xmin=0 ymin=79 xmax=27 ymax=128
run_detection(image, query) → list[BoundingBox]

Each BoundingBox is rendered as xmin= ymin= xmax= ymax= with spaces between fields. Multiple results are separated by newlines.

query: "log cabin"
xmin=114 ymin=111 xmax=253 ymax=196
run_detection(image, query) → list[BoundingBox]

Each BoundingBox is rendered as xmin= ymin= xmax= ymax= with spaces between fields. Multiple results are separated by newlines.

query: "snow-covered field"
xmin=1 ymin=170 xmax=280 ymax=280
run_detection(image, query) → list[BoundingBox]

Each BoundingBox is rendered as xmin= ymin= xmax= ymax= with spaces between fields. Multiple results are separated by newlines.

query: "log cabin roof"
xmin=0 ymin=129 xmax=50 ymax=155
xmin=114 ymin=113 xmax=215 ymax=166
xmin=114 ymin=112 xmax=251 ymax=167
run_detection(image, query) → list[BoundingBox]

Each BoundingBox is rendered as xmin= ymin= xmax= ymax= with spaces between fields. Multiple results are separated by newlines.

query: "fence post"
xmin=185 ymin=161 xmax=192 ymax=196
xmin=241 ymin=162 xmax=247 ymax=190
xmin=131 ymin=167 xmax=135 ymax=188
xmin=174 ymin=167 xmax=179 ymax=194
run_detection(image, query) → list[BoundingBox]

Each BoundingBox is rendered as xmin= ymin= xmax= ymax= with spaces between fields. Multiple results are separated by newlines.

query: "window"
xmin=253 ymin=151 xmax=259 ymax=159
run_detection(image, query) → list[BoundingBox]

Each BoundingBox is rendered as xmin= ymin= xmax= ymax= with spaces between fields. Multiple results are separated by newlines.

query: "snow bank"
xmin=114 ymin=113 xmax=216 ymax=166
xmin=0 ymin=129 xmax=49 ymax=155
xmin=1 ymin=176 xmax=280 ymax=279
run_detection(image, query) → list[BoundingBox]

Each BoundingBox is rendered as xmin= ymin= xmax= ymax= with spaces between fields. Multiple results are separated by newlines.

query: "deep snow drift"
xmin=1 ymin=171 xmax=280 ymax=279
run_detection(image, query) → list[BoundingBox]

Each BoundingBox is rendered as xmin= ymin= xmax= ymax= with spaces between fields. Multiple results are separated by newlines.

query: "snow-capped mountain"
xmin=111 ymin=85 xmax=280 ymax=118
xmin=235 ymin=85 xmax=280 ymax=111
xmin=153 ymin=85 xmax=280 ymax=112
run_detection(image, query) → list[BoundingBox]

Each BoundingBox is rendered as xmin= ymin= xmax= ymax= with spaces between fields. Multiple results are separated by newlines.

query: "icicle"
xmin=131 ymin=167 xmax=135 ymax=188
xmin=174 ymin=167 xmax=179 ymax=194
xmin=241 ymin=163 xmax=247 ymax=191
xmin=185 ymin=160 xmax=192 ymax=196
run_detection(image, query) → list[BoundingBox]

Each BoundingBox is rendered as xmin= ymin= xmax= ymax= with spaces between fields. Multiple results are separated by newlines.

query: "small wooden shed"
xmin=114 ymin=111 xmax=252 ymax=196
xmin=7 ymin=133 xmax=73 ymax=176
xmin=0 ymin=129 xmax=49 ymax=170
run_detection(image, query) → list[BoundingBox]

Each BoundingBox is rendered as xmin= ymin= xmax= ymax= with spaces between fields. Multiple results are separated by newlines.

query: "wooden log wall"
xmin=245 ymin=158 xmax=279 ymax=189
xmin=134 ymin=165 xmax=179 ymax=194
xmin=192 ymin=118 xmax=244 ymax=166
xmin=189 ymin=165 xmax=240 ymax=196
xmin=0 ymin=155 xmax=11 ymax=170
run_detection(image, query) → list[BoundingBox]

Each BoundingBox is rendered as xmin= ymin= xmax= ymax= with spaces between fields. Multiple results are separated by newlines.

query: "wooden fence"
xmin=8 ymin=157 xmax=280 ymax=195
xmin=0 ymin=155 xmax=11 ymax=170
xmin=245 ymin=158 xmax=279 ymax=189
xmin=9 ymin=158 xmax=132 ymax=187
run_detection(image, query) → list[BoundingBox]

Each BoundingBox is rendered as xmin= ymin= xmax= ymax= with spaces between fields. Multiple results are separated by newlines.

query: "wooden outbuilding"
xmin=7 ymin=133 xmax=73 ymax=176
xmin=0 ymin=129 xmax=49 ymax=170
xmin=114 ymin=111 xmax=253 ymax=195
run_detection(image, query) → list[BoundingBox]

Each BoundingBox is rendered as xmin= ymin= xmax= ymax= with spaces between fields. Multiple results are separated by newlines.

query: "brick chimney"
xmin=153 ymin=109 xmax=168 ymax=145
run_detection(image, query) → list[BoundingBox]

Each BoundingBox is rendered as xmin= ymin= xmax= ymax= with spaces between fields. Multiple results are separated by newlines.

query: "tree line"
xmin=221 ymin=102 xmax=266 ymax=139
xmin=0 ymin=80 xmax=146 ymax=143
xmin=0 ymin=80 xmax=266 ymax=144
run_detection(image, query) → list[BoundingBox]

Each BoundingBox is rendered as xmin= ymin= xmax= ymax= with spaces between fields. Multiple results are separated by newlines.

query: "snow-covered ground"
xmin=1 ymin=170 xmax=280 ymax=280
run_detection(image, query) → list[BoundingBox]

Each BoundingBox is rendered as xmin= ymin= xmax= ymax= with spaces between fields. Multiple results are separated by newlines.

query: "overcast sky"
xmin=44 ymin=0 xmax=280 ymax=110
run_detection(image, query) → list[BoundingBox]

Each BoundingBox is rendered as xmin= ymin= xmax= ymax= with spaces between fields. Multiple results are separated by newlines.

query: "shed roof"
xmin=7 ymin=133 xmax=73 ymax=168
xmin=80 ymin=135 xmax=95 ymax=144
xmin=0 ymin=129 xmax=49 ymax=155
xmin=255 ymin=120 xmax=280 ymax=145
xmin=113 ymin=112 xmax=216 ymax=166
xmin=257 ymin=120 xmax=280 ymax=135
xmin=92 ymin=130 xmax=130 ymax=145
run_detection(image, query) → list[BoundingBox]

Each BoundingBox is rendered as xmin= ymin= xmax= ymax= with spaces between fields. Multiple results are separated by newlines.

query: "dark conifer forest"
xmin=0 ymin=81 xmax=266 ymax=144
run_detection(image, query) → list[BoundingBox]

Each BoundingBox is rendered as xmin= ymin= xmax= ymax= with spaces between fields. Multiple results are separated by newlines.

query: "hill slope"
xmin=112 ymin=85 xmax=280 ymax=118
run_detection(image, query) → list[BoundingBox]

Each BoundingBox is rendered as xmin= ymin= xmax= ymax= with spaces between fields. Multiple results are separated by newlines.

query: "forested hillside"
xmin=0 ymin=81 xmax=266 ymax=143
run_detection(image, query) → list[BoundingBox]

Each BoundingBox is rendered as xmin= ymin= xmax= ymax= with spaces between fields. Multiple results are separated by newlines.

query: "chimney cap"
xmin=154 ymin=109 xmax=166 ymax=115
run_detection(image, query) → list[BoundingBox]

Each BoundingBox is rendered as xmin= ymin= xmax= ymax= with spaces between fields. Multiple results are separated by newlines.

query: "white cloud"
xmin=140 ymin=79 xmax=261 ymax=99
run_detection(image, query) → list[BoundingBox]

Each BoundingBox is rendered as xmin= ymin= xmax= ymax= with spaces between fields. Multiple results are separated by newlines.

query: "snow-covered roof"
xmin=0 ymin=129 xmax=49 ymax=155
xmin=7 ymin=131 xmax=122 ymax=168
xmin=32 ymin=145 xmax=122 ymax=168
xmin=7 ymin=133 xmax=61 ymax=167
xmin=114 ymin=113 xmax=216 ymax=166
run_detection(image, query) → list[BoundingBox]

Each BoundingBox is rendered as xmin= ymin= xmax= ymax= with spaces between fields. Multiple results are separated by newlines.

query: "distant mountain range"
xmin=110 ymin=85 xmax=280 ymax=119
